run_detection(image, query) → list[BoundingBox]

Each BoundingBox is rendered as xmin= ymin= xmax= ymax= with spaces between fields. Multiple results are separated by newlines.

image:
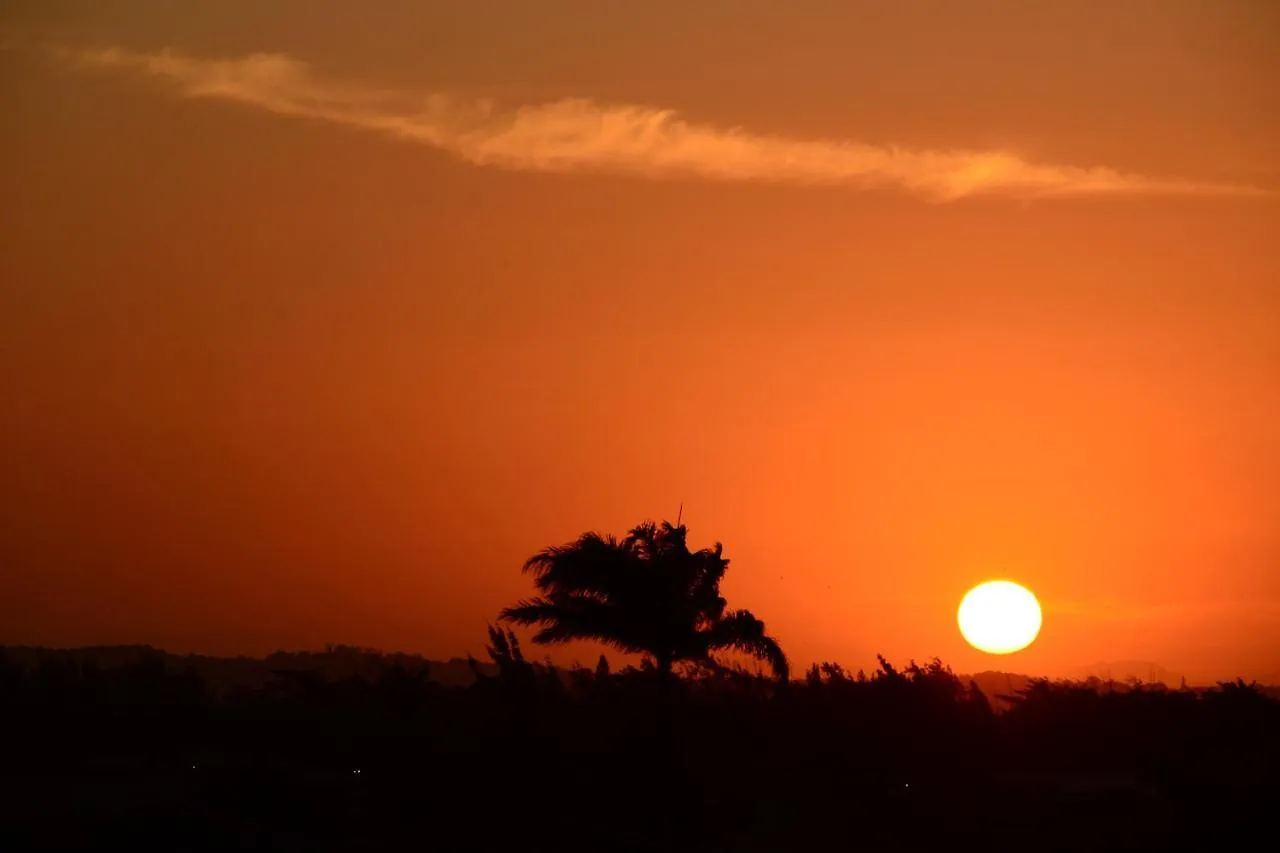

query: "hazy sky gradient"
xmin=3 ymin=1 xmax=1277 ymax=682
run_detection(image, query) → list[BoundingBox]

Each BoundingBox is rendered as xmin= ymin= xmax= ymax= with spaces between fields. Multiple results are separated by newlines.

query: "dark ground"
xmin=1 ymin=646 xmax=1275 ymax=851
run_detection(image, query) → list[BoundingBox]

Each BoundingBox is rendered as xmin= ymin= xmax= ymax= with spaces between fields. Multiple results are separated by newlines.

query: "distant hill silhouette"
xmin=1068 ymin=660 xmax=1185 ymax=687
xmin=0 ymin=644 xmax=501 ymax=692
xmin=4 ymin=644 xmax=1271 ymax=702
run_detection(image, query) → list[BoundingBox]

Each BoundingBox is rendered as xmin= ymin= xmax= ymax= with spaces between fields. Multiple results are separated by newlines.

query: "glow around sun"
xmin=957 ymin=580 xmax=1042 ymax=654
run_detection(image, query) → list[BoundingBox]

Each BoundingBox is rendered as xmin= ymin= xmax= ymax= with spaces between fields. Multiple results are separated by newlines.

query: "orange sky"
xmin=2 ymin=1 xmax=1277 ymax=683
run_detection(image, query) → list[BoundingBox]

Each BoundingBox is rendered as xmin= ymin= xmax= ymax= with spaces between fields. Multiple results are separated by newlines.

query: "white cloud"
xmin=73 ymin=47 xmax=1267 ymax=201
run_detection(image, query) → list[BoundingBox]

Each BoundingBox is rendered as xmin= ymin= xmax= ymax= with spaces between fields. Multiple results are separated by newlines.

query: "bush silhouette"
xmin=0 ymin=641 xmax=1276 ymax=851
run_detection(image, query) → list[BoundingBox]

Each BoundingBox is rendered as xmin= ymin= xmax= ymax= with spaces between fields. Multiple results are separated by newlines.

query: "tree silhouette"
xmin=499 ymin=520 xmax=788 ymax=681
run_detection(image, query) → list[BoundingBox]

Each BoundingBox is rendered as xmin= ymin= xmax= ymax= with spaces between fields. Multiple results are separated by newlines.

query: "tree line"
xmin=1 ymin=519 xmax=1275 ymax=851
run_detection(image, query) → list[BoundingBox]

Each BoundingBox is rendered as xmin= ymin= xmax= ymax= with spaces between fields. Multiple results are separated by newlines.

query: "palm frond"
xmin=687 ymin=543 xmax=729 ymax=621
xmin=500 ymin=595 xmax=647 ymax=652
xmin=521 ymin=532 xmax=630 ymax=597
xmin=497 ymin=597 xmax=559 ymax=625
xmin=701 ymin=609 xmax=789 ymax=681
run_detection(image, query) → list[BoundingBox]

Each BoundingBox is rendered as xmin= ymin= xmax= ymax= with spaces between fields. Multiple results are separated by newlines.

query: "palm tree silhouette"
xmin=499 ymin=520 xmax=788 ymax=681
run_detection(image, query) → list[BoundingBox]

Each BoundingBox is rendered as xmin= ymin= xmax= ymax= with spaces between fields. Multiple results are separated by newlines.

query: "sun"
xmin=957 ymin=580 xmax=1042 ymax=654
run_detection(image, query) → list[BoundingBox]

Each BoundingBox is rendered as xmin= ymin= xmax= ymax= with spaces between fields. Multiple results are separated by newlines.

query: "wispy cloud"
xmin=71 ymin=46 xmax=1267 ymax=201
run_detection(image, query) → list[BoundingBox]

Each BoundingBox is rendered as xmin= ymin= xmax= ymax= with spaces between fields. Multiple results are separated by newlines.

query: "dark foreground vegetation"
xmin=5 ymin=523 xmax=1276 ymax=850
xmin=2 ymin=640 xmax=1276 ymax=852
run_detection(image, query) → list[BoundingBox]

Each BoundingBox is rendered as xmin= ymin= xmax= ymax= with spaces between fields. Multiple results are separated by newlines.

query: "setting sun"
xmin=957 ymin=580 xmax=1043 ymax=655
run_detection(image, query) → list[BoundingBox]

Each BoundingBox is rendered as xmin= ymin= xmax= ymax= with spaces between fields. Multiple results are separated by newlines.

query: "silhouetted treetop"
xmin=500 ymin=520 xmax=788 ymax=680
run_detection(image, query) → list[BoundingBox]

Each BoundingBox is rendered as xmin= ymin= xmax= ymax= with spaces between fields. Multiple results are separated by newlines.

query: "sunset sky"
xmin=2 ymin=1 xmax=1277 ymax=683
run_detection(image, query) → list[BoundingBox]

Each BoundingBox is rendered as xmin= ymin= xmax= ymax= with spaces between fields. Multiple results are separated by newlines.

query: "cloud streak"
xmin=73 ymin=47 xmax=1266 ymax=201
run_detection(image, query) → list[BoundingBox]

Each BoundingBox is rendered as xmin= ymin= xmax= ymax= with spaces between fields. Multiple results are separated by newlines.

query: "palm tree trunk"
xmin=656 ymin=653 xmax=674 ymax=683
xmin=655 ymin=652 xmax=675 ymax=732
xmin=653 ymin=651 xmax=681 ymax=849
